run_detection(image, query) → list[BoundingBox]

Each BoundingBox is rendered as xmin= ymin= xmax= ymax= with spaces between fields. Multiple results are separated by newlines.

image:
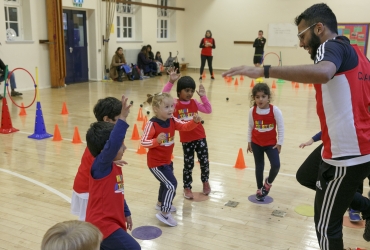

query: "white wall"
xmin=0 ymin=1 xmax=50 ymax=91
xmin=183 ymin=0 xmax=370 ymax=70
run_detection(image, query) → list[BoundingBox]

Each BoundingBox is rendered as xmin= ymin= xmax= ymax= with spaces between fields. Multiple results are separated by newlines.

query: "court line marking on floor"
xmin=0 ymin=168 xmax=72 ymax=203
xmin=16 ymin=131 xmax=296 ymax=178
xmin=15 ymin=131 xmax=370 ymax=189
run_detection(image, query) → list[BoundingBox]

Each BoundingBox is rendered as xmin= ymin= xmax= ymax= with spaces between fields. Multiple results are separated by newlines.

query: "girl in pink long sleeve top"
xmin=162 ymin=69 xmax=212 ymax=199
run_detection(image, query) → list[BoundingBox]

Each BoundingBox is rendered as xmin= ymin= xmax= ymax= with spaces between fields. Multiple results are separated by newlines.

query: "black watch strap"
xmin=264 ymin=65 xmax=271 ymax=78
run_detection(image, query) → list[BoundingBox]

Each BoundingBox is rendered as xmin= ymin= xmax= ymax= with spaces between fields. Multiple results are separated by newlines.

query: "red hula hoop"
xmin=261 ymin=52 xmax=282 ymax=67
xmin=6 ymin=67 xmax=37 ymax=108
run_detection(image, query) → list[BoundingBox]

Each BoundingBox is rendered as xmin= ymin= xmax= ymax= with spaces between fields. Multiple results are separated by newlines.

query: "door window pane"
xmin=73 ymin=14 xmax=84 ymax=47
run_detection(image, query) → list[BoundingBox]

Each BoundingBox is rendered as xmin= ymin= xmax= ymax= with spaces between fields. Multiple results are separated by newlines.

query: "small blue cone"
xmin=28 ymin=102 xmax=52 ymax=140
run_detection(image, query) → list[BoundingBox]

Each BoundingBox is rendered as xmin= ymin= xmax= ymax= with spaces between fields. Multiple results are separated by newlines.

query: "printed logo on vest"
xmin=178 ymin=108 xmax=196 ymax=121
xmin=161 ymin=133 xmax=175 ymax=146
xmin=254 ymin=120 xmax=274 ymax=131
xmin=114 ymin=174 xmax=124 ymax=193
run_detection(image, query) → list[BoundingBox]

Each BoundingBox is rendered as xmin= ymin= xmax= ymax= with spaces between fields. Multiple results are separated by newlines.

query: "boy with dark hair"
xmin=71 ymin=97 xmax=132 ymax=229
xmin=85 ymin=95 xmax=141 ymax=250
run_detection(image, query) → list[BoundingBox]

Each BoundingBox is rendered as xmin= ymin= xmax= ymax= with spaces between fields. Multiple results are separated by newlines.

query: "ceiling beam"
xmin=102 ymin=0 xmax=185 ymax=11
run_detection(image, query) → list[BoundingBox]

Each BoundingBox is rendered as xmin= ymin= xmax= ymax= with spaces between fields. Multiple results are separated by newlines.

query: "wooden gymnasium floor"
xmin=0 ymin=71 xmax=369 ymax=250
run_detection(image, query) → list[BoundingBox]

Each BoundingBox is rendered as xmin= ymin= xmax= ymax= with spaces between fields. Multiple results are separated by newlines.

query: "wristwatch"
xmin=264 ymin=65 xmax=271 ymax=79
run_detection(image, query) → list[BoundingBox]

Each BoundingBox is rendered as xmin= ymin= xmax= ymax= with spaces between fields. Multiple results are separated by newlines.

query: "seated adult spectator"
xmin=137 ymin=46 xmax=157 ymax=77
xmin=109 ymin=47 xmax=133 ymax=82
xmin=0 ymin=58 xmax=22 ymax=99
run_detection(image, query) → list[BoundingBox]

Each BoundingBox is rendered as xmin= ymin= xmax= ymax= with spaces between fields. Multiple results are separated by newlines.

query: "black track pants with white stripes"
xmin=314 ymin=161 xmax=370 ymax=249
xmin=149 ymin=163 xmax=177 ymax=213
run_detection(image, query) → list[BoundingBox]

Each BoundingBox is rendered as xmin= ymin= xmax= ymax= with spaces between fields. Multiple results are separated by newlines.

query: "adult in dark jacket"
xmin=137 ymin=46 xmax=157 ymax=77
xmin=253 ymin=30 xmax=266 ymax=67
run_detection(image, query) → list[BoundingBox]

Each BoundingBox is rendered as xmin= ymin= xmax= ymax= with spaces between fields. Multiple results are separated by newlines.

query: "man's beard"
xmin=308 ymin=30 xmax=321 ymax=61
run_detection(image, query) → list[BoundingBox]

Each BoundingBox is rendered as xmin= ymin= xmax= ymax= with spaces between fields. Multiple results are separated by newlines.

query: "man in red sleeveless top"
xmin=223 ymin=3 xmax=370 ymax=249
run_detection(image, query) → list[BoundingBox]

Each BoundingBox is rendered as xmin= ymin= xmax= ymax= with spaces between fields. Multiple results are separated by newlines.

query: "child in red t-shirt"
xmin=247 ymin=83 xmax=284 ymax=201
xmin=141 ymin=92 xmax=202 ymax=227
xmin=161 ymin=68 xmax=212 ymax=199
xmin=71 ymin=97 xmax=132 ymax=228
xmin=85 ymin=95 xmax=140 ymax=250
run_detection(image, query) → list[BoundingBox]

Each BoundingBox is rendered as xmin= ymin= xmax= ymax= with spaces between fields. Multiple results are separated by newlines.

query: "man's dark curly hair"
xmin=295 ymin=3 xmax=338 ymax=34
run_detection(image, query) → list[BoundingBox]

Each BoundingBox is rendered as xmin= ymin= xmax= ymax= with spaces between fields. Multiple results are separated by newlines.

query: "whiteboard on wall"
xmin=268 ymin=23 xmax=299 ymax=47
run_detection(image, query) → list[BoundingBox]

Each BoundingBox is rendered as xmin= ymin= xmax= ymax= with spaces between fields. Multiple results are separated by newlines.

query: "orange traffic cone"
xmin=52 ymin=124 xmax=62 ymax=141
xmin=295 ymin=82 xmax=300 ymax=88
xmin=72 ymin=126 xmax=82 ymax=143
xmin=272 ymin=80 xmax=276 ymax=89
xmin=141 ymin=116 xmax=148 ymax=131
xmin=19 ymin=102 xmax=27 ymax=116
xmin=240 ymin=75 xmax=244 ymax=81
xmin=131 ymin=124 xmax=140 ymax=140
xmin=136 ymin=141 xmax=147 ymax=155
xmin=61 ymin=102 xmax=69 ymax=115
xmin=234 ymin=78 xmax=239 ymax=85
xmin=137 ymin=107 xmax=144 ymax=121
xmin=250 ymin=80 xmax=255 ymax=88
xmin=234 ymin=148 xmax=247 ymax=169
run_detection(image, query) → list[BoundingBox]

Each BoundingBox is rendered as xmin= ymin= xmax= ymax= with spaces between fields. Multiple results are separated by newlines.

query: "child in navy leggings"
xmin=247 ymin=83 xmax=284 ymax=201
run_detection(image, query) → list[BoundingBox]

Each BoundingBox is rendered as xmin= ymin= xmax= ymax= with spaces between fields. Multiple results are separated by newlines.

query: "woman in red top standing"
xmin=199 ymin=30 xmax=216 ymax=80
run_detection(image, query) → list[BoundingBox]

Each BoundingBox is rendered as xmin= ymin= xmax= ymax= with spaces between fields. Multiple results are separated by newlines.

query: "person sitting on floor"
xmin=0 ymin=58 xmax=22 ymax=99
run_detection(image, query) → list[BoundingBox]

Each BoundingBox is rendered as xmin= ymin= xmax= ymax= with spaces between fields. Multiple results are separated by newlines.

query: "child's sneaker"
xmin=203 ymin=182 xmax=211 ymax=195
xmin=183 ymin=188 xmax=194 ymax=199
xmin=348 ymin=209 xmax=361 ymax=222
xmin=156 ymin=212 xmax=177 ymax=227
xmin=256 ymin=189 xmax=265 ymax=201
xmin=261 ymin=178 xmax=272 ymax=196
xmin=155 ymin=204 xmax=176 ymax=212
